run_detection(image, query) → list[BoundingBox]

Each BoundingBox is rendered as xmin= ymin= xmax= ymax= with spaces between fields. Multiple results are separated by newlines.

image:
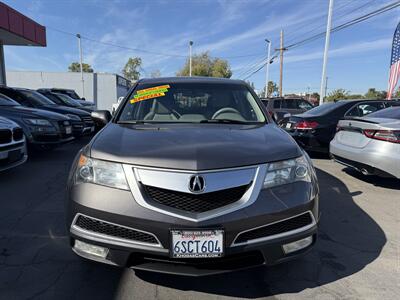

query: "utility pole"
xmin=319 ymin=0 xmax=334 ymax=105
xmin=189 ymin=41 xmax=193 ymax=77
xmin=265 ymin=39 xmax=271 ymax=98
xmin=277 ymin=30 xmax=286 ymax=97
xmin=324 ymin=76 xmax=329 ymax=99
xmin=76 ymin=33 xmax=85 ymax=98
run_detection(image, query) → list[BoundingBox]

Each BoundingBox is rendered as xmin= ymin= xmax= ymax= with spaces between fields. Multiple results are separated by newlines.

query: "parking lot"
xmin=0 ymin=137 xmax=397 ymax=300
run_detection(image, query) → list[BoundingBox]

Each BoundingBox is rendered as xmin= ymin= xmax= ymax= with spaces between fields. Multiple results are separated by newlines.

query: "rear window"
xmin=366 ymin=107 xmax=400 ymax=119
xmin=303 ymin=102 xmax=345 ymax=116
xmin=281 ymin=99 xmax=298 ymax=109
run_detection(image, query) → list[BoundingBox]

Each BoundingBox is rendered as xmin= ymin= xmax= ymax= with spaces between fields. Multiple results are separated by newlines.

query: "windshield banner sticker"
xmin=130 ymin=85 xmax=170 ymax=103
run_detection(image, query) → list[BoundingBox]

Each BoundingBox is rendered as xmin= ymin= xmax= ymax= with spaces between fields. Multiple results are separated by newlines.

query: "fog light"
xmin=283 ymin=236 xmax=313 ymax=254
xmin=74 ymin=240 xmax=109 ymax=258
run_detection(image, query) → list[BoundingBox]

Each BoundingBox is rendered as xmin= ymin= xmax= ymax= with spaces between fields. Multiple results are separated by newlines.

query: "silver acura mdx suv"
xmin=66 ymin=77 xmax=319 ymax=276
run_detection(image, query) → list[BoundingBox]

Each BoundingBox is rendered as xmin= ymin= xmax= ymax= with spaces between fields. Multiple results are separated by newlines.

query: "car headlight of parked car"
xmin=66 ymin=114 xmax=81 ymax=121
xmin=75 ymin=154 xmax=129 ymax=190
xmin=263 ymin=155 xmax=311 ymax=189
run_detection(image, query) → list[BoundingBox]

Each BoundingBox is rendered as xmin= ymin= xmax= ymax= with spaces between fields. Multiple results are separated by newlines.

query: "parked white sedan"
xmin=330 ymin=106 xmax=400 ymax=179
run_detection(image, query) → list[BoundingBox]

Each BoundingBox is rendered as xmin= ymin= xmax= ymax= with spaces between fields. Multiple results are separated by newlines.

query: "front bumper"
xmin=0 ymin=140 xmax=28 ymax=171
xmin=66 ymin=173 xmax=319 ymax=275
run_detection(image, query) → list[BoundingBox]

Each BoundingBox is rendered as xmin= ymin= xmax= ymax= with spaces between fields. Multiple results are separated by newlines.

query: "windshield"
xmin=118 ymin=82 xmax=266 ymax=123
xmin=0 ymin=93 xmax=20 ymax=106
xmin=19 ymin=90 xmax=56 ymax=106
xmin=55 ymin=93 xmax=82 ymax=107
xmin=54 ymin=89 xmax=81 ymax=99
xmin=366 ymin=107 xmax=400 ymax=119
xmin=303 ymin=101 xmax=346 ymax=116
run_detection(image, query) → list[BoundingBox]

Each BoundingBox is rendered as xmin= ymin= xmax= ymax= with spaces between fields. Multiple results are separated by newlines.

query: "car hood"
xmin=0 ymin=105 xmax=69 ymax=121
xmin=0 ymin=116 xmax=19 ymax=128
xmin=90 ymin=123 xmax=302 ymax=170
xmin=41 ymin=105 xmax=91 ymax=116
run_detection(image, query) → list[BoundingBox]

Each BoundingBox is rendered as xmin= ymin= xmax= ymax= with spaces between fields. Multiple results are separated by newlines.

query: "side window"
xmin=281 ymin=99 xmax=297 ymax=109
xmin=346 ymin=105 xmax=361 ymax=117
xmin=298 ymin=100 xmax=313 ymax=110
xmin=273 ymin=100 xmax=281 ymax=109
xmin=346 ymin=102 xmax=385 ymax=117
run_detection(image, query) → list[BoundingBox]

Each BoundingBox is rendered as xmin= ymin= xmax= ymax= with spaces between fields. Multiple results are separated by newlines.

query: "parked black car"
xmin=0 ymin=87 xmax=95 ymax=137
xmin=0 ymin=93 xmax=74 ymax=149
xmin=0 ymin=116 xmax=28 ymax=171
xmin=279 ymin=99 xmax=393 ymax=153
xmin=49 ymin=88 xmax=94 ymax=108
xmin=261 ymin=97 xmax=314 ymax=122
xmin=37 ymin=89 xmax=93 ymax=113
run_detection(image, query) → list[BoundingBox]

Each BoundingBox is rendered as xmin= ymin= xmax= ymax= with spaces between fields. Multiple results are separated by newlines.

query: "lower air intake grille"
xmin=143 ymin=184 xmax=249 ymax=213
xmin=0 ymin=129 xmax=12 ymax=144
xmin=234 ymin=212 xmax=313 ymax=244
xmin=74 ymin=215 xmax=159 ymax=245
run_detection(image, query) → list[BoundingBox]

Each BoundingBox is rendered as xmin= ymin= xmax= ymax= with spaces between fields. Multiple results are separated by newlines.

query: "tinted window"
xmin=281 ymin=99 xmax=297 ymax=109
xmin=303 ymin=101 xmax=347 ymax=116
xmin=18 ymin=90 xmax=56 ymax=106
xmin=55 ymin=93 xmax=82 ymax=107
xmin=40 ymin=91 xmax=63 ymax=105
xmin=346 ymin=102 xmax=385 ymax=117
xmin=118 ymin=82 xmax=266 ymax=123
xmin=273 ymin=100 xmax=281 ymax=109
xmin=298 ymin=100 xmax=313 ymax=110
xmin=366 ymin=107 xmax=400 ymax=119
xmin=0 ymin=93 xmax=20 ymax=106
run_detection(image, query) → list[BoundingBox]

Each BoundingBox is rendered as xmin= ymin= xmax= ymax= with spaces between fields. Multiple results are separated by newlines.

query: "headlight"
xmin=66 ymin=114 xmax=81 ymax=121
xmin=23 ymin=118 xmax=53 ymax=126
xmin=263 ymin=155 xmax=311 ymax=189
xmin=75 ymin=154 xmax=129 ymax=190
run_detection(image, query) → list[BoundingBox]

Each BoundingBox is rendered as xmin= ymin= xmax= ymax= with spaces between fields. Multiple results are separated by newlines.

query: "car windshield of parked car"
xmin=118 ymin=82 xmax=266 ymax=123
xmin=366 ymin=107 xmax=400 ymax=119
xmin=303 ymin=102 xmax=346 ymax=116
xmin=19 ymin=90 xmax=56 ymax=106
xmin=55 ymin=93 xmax=83 ymax=107
xmin=0 ymin=93 xmax=20 ymax=106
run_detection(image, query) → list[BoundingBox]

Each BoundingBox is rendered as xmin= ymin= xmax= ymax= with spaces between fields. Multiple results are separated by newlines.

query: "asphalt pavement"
xmin=0 ymin=137 xmax=398 ymax=299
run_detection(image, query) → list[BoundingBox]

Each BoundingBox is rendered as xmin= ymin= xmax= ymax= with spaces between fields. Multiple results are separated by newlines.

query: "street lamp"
xmin=189 ymin=41 xmax=193 ymax=77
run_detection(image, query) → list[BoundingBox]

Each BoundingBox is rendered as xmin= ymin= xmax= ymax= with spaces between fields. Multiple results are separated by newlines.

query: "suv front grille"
xmin=81 ymin=116 xmax=94 ymax=126
xmin=74 ymin=215 xmax=159 ymax=245
xmin=12 ymin=128 xmax=23 ymax=141
xmin=0 ymin=129 xmax=12 ymax=144
xmin=234 ymin=212 xmax=313 ymax=244
xmin=143 ymin=184 xmax=249 ymax=213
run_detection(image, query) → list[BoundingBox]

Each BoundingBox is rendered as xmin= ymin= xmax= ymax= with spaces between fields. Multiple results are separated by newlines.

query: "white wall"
xmin=5 ymin=71 xmax=131 ymax=111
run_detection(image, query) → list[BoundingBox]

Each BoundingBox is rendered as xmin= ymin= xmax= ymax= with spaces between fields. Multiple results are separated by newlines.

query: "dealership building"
xmin=6 ymin=70 xmax=131 ymax=111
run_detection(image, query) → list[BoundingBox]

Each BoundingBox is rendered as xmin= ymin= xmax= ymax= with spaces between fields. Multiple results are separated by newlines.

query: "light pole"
xmin=265 ymin=39 xmax=271 ymax=98
xmin=189 ymin=41 xmax=193 ymax=77
xmin=76 ymin=33 xmax=85 ymax=98
xmin=320 ymin=0 xmax=334 ymax=105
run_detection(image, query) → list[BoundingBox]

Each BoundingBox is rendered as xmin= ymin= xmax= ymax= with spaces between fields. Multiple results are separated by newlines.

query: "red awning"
xmin=0 ymin=2 xmax=46 ymax=47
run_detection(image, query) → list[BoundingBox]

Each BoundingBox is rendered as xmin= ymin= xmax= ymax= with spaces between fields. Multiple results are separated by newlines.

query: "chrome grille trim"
xmin=70 ymin=213 xmax=164 ymax=249
xmin=231 ymin=211 xmax=317 ymax=247
xmin=123 ymin=164 xmax=267 ymax=222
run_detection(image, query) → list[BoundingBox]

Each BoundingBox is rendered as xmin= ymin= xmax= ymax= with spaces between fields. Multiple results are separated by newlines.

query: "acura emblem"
xmin=189 ymin=175 xmax=205 ymax=193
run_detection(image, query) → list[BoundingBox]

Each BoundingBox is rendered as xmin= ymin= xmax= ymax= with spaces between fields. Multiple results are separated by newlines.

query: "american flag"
xmin=388 ymin=22 xmax=400 ymax=100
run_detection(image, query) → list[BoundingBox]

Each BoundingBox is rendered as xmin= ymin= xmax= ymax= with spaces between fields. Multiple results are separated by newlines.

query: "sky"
xmin=3 ymin=0 xmax=400 ymax=95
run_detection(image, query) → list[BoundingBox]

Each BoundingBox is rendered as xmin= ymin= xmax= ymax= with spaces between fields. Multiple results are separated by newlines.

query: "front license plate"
xmin=65 ymin=126 xmax=72 ymax=134
xmin=171 ymin=229 xmax=224 ymax=258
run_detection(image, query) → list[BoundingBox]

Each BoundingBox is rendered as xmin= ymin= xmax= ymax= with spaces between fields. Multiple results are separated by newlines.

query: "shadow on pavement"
xmin=133 ymin=167 xmax=386 ymax=298
xmin=342 ymin=167 xmax=400 ymax=190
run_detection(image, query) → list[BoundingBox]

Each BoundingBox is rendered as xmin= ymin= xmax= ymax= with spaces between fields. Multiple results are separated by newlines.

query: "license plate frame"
xmin=170 ymin=229 xmax=225 ymax=258
xmin=65 ymin=126 xmax=72 ymax=135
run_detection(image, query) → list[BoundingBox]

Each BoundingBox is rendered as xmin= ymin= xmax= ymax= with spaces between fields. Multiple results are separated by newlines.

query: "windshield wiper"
xmin=200 ymin=119 xmax=251 ymax=124
xmin=117 ymin=120 xmax=149 ymax=124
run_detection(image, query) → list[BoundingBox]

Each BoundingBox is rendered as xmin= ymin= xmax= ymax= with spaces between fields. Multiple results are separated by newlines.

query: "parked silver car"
xmin=330 ymin=106 xmax=400 ymax=178
xmin=0 ymin=116 xmax=27 ymax=171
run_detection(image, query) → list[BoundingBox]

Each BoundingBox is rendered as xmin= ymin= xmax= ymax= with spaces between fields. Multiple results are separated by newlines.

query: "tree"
xmin=394 ymin=87 xmax=400 ymax=98
xmin=176 ymin=52 xmax=232 ymax=78
xmin=326 ymin=89 xmax=350 ymax=102
xmin=311 ymin=92 xmax=320 ymax=101
xmin=68 ymin=62 xmax=93 ymax=73
xmin=258 ymin=81 xmax=279 ymax=97
xmin=122 ymin=57 xmax=142 ymax=81
xmin=150 ymin=69 xmax=161 ymax=78
xmin=365 ymin=88 xmax=387 ymax=100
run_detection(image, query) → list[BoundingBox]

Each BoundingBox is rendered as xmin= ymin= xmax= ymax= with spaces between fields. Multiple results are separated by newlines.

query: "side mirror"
xmin=91 ymin=110 xmax=112 ymax=127
xmin=81 ymin=97 xmax=86 ymax=100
